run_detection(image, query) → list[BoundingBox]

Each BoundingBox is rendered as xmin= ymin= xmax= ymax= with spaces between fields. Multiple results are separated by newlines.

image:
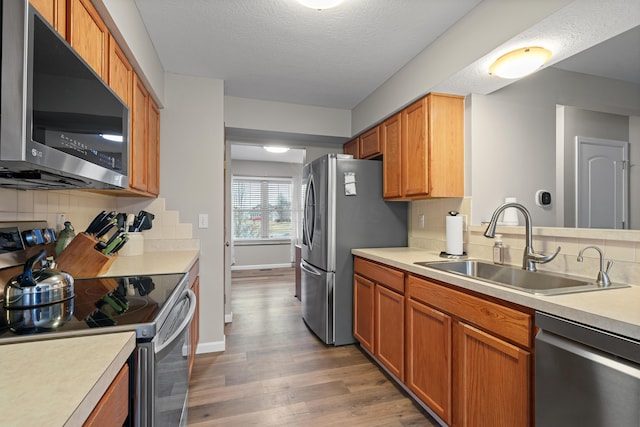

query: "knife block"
xmin=56 ymin=233 xmax=118 ymax=278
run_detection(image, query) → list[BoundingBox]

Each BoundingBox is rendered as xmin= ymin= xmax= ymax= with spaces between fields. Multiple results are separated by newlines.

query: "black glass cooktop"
xmin=0 ymin=273 xmax=186 ymax=343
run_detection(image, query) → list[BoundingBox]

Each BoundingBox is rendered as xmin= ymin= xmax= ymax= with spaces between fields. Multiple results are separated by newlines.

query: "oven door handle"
xmin=155 ymin=289 xmax=196 ymax=355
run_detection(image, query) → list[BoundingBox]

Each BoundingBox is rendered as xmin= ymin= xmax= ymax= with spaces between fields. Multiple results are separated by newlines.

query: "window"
xmin=232 ymin=177 xmax=293 ymax=240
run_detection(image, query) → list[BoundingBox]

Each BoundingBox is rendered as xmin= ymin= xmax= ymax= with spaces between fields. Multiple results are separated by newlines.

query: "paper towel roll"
xmin=446 ymin=214 xmax=464 ymax=255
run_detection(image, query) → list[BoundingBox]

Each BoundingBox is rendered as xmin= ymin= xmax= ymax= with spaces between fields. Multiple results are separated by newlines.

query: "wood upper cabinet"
xmin=130 ymin=73 xmax=149 ymax=192
xmin=353 ymin=273 xmax=375 ymax=353
xmin=147 ymin=99 xmax=161 ymax=196
xmin=67 ymin=0 xmax=109 ymax=79
xmin=384 ymin=93 xmax=464 ymax=200
xmin=359 ymin=126 xmax=382 ymax=159
xmin=382 ymin=113 xmax=402 ymax=198
xmin=453 ymin=322 xmax=530 ymax=427
xmin=343 ymin=138 xmax=359 ymax=158
xmin=107 ymin=34 xmax=132 ymax=107
xmin=406 ymin=298 xmax=452 ymax=424
xmin=30 ymin=0 xmax=66 ymax=38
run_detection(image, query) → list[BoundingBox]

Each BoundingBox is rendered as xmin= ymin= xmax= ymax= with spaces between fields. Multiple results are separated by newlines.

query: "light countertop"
xmin=105 ymin=249 xmax=200 ymax=277
xmin=0 ymin=332 xmax=135 ymax=427
xmin=353 ymin=247 xmax=640 ymax=341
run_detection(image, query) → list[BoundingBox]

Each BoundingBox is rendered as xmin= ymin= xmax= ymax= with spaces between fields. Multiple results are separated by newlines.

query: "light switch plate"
xmin=198 ymin=213 xmax=209 ymax=229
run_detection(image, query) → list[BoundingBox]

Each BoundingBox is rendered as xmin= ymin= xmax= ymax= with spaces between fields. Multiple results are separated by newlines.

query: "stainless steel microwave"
xmin=0 ymin=0 xmax=129 ymax=190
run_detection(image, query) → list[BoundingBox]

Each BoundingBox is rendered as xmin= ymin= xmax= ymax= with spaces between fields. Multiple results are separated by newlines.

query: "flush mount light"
xmin=100 ymin=134 xmax=123 ymax=142
xmin=489 ymin=46 xmax=552 ymax=79
xmin=296 ymin=0 xmax=344 ymax=10
xmin=264 ymin=146 xmax=290 ymax=154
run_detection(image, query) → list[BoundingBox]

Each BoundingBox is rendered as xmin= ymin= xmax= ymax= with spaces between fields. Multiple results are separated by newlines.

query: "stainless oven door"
xmin=136 ymin=288 xmax=196 ymax=427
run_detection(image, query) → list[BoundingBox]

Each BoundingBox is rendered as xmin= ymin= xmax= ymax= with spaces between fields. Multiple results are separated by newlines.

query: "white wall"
xmin=160 ymin=73 xmax=226 ymax=352
xmin=225 ymin=96 xmax=351 ymax=137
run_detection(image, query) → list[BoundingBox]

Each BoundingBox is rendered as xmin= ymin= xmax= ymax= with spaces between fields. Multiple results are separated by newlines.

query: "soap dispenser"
xmin=493 ymin=234 xmax=504 ymax=265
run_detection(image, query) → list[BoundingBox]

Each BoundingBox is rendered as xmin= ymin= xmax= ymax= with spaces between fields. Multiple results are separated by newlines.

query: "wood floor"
xmin=187 ymin=268 xmax=438 ymax=426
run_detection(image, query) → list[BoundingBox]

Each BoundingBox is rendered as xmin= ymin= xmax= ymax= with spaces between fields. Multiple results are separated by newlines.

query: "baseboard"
xmin=225 ymin=312 xmax=233 ymax=323
xmin=231 ymin=263 xmax=292 ymax=271
xmin=196 ymin=337 xmax=226 ymax=354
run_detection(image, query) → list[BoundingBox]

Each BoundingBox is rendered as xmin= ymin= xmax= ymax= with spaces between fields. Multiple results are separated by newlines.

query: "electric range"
xmin=0 ymin=273 xmax=188 ymax=344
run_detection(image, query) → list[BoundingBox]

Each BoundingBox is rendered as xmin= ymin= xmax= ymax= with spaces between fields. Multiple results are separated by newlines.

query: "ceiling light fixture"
xmin=296 ymin=0 xmax=344 ymax=10
xmin=264 ymin=146 xmax=290 ymax=154
xmin=489 ymin=46 xmax=552 ymax=79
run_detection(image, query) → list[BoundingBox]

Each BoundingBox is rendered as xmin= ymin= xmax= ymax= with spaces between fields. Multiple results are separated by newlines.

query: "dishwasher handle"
xmin=155 ymin=289 xmax=196 ymax=355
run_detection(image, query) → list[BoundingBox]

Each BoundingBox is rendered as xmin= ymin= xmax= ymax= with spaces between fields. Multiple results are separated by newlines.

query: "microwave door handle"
xmin=154 ymin=289 xmax=196 ymax=355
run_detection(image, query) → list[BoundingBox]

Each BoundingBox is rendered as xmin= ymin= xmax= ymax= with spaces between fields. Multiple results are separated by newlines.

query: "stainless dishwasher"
xmin=535 ymin=312 xmax=640 ymax=427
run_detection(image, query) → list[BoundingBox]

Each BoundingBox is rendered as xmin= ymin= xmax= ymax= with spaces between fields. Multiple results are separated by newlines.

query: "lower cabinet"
xmin=188 ymin=260 xmax=200 ymax=382
xmin=406 ymin=298 xmax=452 ymax=424
xmin=353 ymin=256 xmax=534 ymax=427
xmin=353 ymin=257 xmax=405 ymax=381
xmin=454 ymin=322 xmax=530 ymax=427
xmin=375 ymin=284 xmax=404 ymax=380
xmin=83 ymin=363 xmax=129 ymax=427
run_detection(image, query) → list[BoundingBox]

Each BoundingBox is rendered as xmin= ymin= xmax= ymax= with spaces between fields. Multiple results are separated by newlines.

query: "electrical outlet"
xmin=418 ymin=213 xmax=425 ymax=229
xmin=198 ymin=214 xmax=209 ymax=229
xmin=462 ymin=214 xmax=468 ymax=231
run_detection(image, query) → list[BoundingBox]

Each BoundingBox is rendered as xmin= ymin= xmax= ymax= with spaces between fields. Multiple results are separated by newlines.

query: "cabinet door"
xmin=68 ymin=0 xmax=108 ymax=78
xmin=427 ymin=94 xmax=465 ymax=197
xmin=375 ymin=285 xmax=404 ymax=380
xmin=406 ymin=298 xmax=452 ymax=424
xmin=343 ymin=139 xmax=359 ymax=158
xmin=454 ymin=322 xmax=531 ymax=427
xmin=83 ymin=364 xmax=129 ymax=426
xmin=107 ymin=34 xmax=132 ymax=107
xmin=359 ymin=126 xmax=382 ymax=159
xmin=30 ymin=0 xmax=66 ymax=38
xmin=402 ymin=98 xmax=429 ymax=197
xmin=130 ymin=74 xmax=149 ymax=192
xmin=188 ymin=277 xmax=200 ymax=382
xmin=147 ymin=99 xmax=161 ymax=195
xmin=382 ymin=113 xmax=402 ymax=199
xmin=353 ymin=274 xmax=375 ymax=353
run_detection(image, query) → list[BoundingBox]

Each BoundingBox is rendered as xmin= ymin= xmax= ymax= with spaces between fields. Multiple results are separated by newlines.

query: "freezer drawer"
xmin=301 ymin=260 xmax=334 ymax=345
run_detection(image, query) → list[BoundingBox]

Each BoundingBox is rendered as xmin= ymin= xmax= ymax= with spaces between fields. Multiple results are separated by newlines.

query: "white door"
xmin=576 ymin=136 xmax=629 ymax=229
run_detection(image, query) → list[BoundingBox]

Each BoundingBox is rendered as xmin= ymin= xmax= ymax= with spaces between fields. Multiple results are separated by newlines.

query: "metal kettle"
xmin=4 ymin=250 xmax=74 ymax=309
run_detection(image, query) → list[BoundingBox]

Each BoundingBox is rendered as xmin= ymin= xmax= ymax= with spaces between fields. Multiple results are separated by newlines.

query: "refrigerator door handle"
xmin=300 ymin=260 xmax=322 ymax=276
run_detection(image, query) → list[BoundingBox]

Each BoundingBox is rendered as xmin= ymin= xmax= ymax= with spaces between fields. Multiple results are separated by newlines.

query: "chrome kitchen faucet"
xmin=484 ymin=202 xmax=561 ymax=272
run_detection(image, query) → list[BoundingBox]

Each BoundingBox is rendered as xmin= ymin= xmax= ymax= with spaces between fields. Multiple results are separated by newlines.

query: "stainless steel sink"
xmin=415 ymin=260 xmax=629 ymax=295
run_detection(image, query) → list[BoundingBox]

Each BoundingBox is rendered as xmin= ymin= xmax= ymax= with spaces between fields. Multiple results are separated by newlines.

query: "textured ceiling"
xmin=133 ymin=0 xmax=481 ymax=109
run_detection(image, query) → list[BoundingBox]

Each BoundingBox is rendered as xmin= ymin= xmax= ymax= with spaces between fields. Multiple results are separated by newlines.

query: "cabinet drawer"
xmin=354 ymin=257 xmax=404 ymax=293
xmin=407 ymin=274 xmax=533 ymax=348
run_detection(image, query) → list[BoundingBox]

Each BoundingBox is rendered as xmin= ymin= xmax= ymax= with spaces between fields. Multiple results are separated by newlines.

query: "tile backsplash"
xmin=0 ymin=188 xmax=197 ymax=251
xmin=409 ymin=197 xmax=640 ymax=286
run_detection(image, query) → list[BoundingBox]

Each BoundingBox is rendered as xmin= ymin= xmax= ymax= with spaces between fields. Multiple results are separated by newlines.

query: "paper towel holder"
xmin=442 ymin=211 xmax=467 ymax=259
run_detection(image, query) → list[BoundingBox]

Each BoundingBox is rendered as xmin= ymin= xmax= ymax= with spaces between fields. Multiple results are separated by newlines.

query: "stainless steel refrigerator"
xmin=301 ymin=154 xmax=408 ymax=345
